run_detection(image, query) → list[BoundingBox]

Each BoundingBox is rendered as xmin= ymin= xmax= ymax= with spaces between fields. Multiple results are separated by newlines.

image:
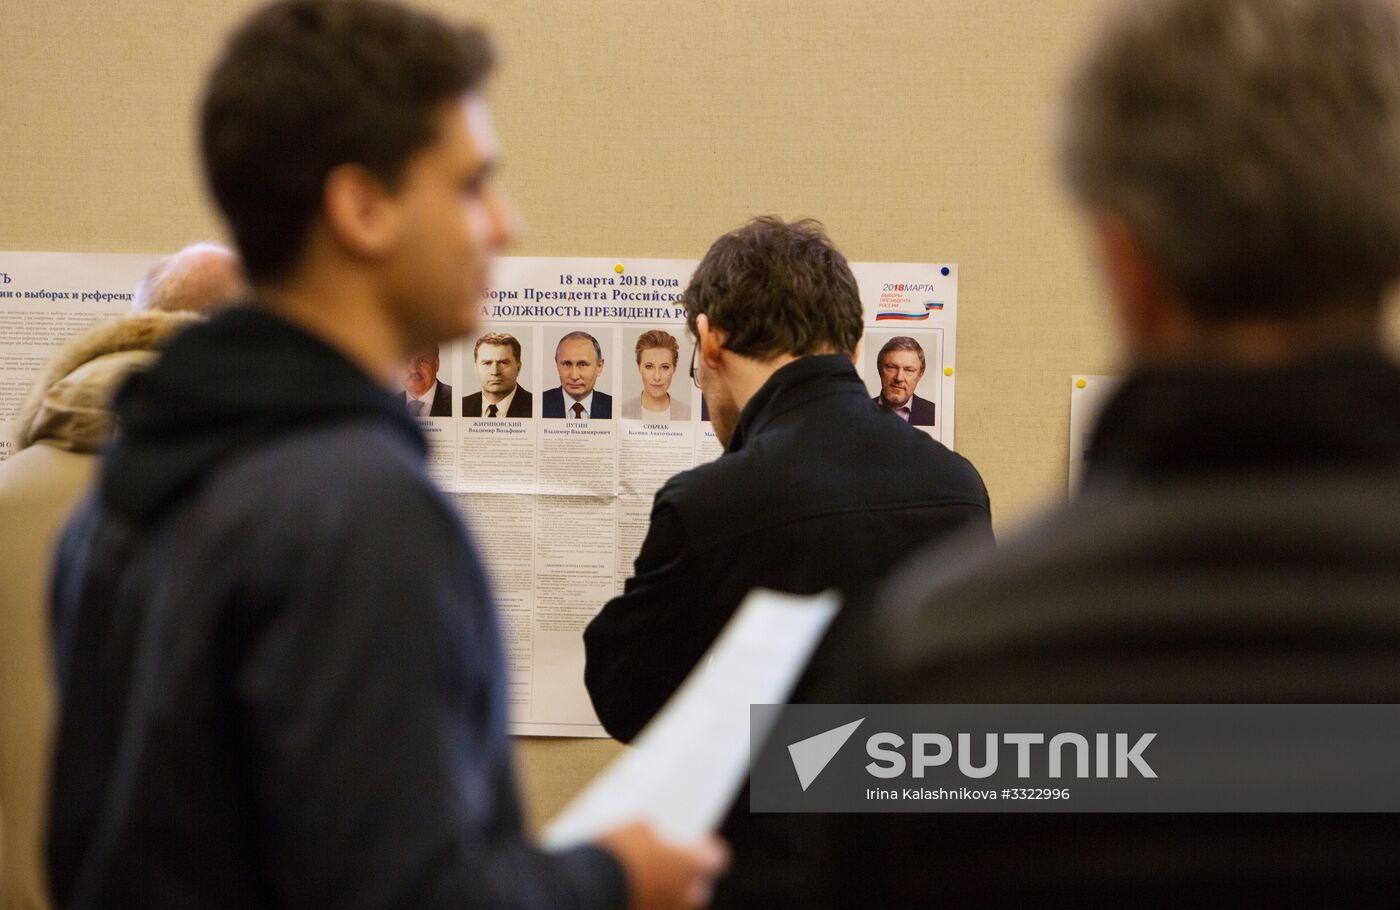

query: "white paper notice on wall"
xmin=0 ymin=252 xmax=952 ymax=738
xmin=853 ymin=262 xmax=959 ymax=448
xmin=448 ymin=257 xmax=955 ymax=737
xmin=1068 ymin=374 xmax=1122 ymax=491
xmin=541 ymin=588 xmax=840 ymax=849
xmin=0 ymin=252 xmax=160 ymax=463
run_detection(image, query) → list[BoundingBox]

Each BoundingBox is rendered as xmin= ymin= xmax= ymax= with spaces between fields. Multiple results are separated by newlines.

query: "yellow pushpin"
xmin=1076 ymin=377 xmax=1087 ymax=389
xmin=944 ymin=367 xmax=954 ymax=377
xmin=615 ymin=264 xmax=625 ymax=274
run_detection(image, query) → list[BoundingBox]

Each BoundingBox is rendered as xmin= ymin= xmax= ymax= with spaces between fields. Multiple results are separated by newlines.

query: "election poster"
xmin=0 ymin=251 xmax=959 ymax=736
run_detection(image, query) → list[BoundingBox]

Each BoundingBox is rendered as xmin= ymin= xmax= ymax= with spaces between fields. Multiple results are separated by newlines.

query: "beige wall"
xmin=14 ymin=0 xmax=1390 ymax=829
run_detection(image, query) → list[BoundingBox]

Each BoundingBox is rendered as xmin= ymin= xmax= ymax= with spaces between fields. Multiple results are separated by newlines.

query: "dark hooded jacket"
xmin=45 ymin=306 xmax=622 ymax=910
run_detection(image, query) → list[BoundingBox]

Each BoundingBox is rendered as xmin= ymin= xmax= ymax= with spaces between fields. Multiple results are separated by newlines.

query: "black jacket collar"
xmin=725 ymin=354 xmax=866 ymax=454
xmin=102 ymin=304 xmax=424 ymax=527
xmin=1084 ymin=350 xmax=1400 ymax=487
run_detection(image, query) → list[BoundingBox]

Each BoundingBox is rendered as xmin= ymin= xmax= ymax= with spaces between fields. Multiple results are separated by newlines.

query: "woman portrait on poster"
xmin=622 ymin=329 xmax=690 ymax=421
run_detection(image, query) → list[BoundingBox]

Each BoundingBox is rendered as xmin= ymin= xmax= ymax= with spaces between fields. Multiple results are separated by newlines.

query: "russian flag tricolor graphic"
xmin=875 ymin=300 xmax=944 ymax=321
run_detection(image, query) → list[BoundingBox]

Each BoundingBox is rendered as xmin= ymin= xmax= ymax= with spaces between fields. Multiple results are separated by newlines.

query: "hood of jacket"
xmin=11 ymin=310 xmax=201 ymax=455
xmin=100 ymin=304 xmax=424 ymax=527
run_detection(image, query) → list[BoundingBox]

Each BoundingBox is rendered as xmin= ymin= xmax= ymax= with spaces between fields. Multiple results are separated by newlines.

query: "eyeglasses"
xmin=689 ymin=344 xmax=700 ymax=389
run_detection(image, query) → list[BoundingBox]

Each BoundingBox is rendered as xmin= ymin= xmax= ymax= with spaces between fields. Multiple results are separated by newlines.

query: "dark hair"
xmin=635 ymin=329 xmax=680 ymax=365
xmin=877 ymin=336 xmax=925 ymax=372
xmin=201 ymin=0 xmax=495 ymax=283
xmin=555 ymin=331 xmax=603 ymax=361
xmin=682 ymin=217 xmax=863 ymax=359
xmin=475 ymin=332 xmax=522 ymax=362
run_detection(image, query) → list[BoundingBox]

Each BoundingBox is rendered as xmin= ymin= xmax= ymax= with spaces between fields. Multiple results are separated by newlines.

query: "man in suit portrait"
xmin=462 ymin=331 xmax=531 ymax=417
xmin=400 ymin=345 xmax=452 ymax=417
xmin=873 ymin=335 xmax=934 ymax=426
xmin=543 ymin=331 xmax=611 ymax=418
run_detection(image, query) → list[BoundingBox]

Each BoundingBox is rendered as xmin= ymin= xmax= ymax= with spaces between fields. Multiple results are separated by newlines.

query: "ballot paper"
xmin=541 ymin=588 xmax=841 ymax=848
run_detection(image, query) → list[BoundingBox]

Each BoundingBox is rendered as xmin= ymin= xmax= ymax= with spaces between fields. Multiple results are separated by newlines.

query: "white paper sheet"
xmin=0 ymin=252 xmax=159 ymax=463
xmin=542 ymin=588 xmax=841 ymax=848
xmin=1068 ymin=374 xmax=1122 ymax=491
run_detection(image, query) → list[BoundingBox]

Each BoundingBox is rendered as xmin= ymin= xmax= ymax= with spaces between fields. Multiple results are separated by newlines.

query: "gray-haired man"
xmin=872 ymin=336 xmax=934 ymax=426
xmin=839 ymin=0 xmax=1400 ymax=903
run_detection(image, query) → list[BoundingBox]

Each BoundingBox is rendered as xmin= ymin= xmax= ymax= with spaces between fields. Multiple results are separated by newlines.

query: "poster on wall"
xmin=0 ymin=252 xmax=159 ymax=463
xmin=447 ymin=257 xmax=958 ymax=735
xmin=1068 ymin=374 xmax=1122 ymax=491
xmin=0 ymin=251 xmax=958 ymax=737
xmin=856 ymin=267 xmax=958 ymax=441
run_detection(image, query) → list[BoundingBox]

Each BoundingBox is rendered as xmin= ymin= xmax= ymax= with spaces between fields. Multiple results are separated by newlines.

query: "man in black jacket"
xmin=584 ymin=216 xmax=991 ymax=906
xmin=44 ymin=3 xmax=723 ymax=909
xmin=844 ymin=0 xmax=1400 ymax=903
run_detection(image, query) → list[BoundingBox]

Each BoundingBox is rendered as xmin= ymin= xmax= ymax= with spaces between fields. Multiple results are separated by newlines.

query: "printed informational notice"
xmin=1 ymin=251 xmax=958 ymax=737
xmin=0 ymin=252 xmax=159 ymax=463
xmin=1068 ymin=374 xmax=1122 ymax=491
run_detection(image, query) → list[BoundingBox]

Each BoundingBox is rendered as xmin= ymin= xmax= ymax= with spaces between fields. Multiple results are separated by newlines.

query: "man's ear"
xmin=322 ymin=163 xmax=403 ymax=261
xmin=1089 ymin=211 xmax=1189 ymax=360
xmin=850 ymin=339 xmax=863 ymax=368
xmin=696 ymin=314 xmax=726 ymax=368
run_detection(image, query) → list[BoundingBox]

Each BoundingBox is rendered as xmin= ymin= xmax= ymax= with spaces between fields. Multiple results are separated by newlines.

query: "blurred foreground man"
xmin=44 ymin=2 xmax=723 ymax=908
xmin=848 ymin=0 xmax=1400 ymax=903
xmin=585 ymin=217 xmax=991 ymax=907
xmin=0 ymin=243 xmax=243 ymax=910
